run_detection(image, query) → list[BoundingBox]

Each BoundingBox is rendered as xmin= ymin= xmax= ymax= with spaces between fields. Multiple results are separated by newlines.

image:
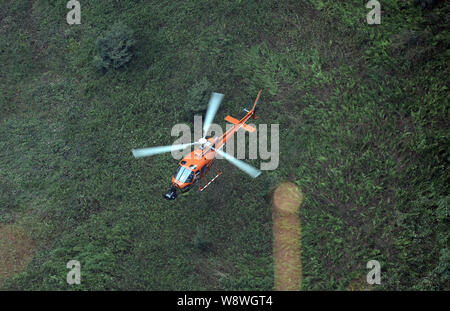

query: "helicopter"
xmin=131 ymin=90 xmax=263 ymax=200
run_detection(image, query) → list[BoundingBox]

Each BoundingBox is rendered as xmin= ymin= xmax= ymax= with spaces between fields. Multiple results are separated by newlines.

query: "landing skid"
xmin=198 ymin=167 xmax=222 ymax=192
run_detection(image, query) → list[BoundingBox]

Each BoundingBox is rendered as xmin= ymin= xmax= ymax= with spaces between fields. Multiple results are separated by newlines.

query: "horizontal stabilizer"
xmin=224 ymin=115 xmax=239 ymax=124
xmin=225 ymin=115 xmax=256 ymax=133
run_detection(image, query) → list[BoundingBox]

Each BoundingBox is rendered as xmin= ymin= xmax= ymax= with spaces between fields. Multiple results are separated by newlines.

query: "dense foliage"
xmin=93 ymin=22 xmax=136 ymax=71
xmin=183 ymin=78 xmax=213 ymax=119
xmin=0 ymin=0 xmax=448 ymax=290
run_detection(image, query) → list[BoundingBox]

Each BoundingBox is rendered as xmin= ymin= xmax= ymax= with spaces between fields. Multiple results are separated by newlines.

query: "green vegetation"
xmin=93 ymin=22 xmax=136 ymax=71
xmin=0 ymin=0 xmax=448 ymax=290
xmin=193 ymin=225 xmax=213 ymax=252
xmin=184 ymin=78 xmax=213 ymax=119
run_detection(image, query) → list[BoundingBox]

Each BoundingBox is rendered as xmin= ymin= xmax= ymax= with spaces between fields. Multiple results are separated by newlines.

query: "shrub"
xmin=413 ymin=0 xmax=439 ymax=9
xmin=389 ymin=29 xmax=433 ymax=64
xmin=193 ymin=225 xmax=212 ymax=252
xmin=93 ymin=22 xmax=136 ymax=71
xmin=183 ymin=78 xmax=212 ymax=118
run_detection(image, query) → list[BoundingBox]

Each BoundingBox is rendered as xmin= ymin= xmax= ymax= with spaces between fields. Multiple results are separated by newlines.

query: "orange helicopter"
xmin=132 ymin=90 xmax=263 ymax=200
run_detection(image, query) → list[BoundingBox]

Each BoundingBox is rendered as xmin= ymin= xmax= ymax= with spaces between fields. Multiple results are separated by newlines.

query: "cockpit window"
xmin=174 ymin=166 xmax=194 ymax=183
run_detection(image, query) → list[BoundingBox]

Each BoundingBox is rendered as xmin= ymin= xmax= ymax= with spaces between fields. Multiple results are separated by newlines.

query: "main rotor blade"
xmin=210 ymin=147 xmax=261 ymax=178
xmin=132 ymin=142 xmax=196 ymax=158
xmin=203 ymin=92 xmax=224 ymax=138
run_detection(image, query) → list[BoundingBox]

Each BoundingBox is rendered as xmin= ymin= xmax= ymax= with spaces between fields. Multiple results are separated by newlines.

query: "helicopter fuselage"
xmin=162 ymin=90 xmax=262 ymax=200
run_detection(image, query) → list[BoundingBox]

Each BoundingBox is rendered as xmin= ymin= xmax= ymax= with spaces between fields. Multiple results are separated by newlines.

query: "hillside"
xmin=0 ymin=0 xmax=448 ymax=290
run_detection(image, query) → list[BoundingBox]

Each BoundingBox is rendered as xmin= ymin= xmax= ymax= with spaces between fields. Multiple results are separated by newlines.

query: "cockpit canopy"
xmin=173 ymin=165 xmax=194 ymax=183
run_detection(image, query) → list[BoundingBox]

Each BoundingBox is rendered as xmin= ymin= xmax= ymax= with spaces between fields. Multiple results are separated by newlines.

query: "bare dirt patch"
xmin=272 ymin=182 xmax=303 ymax=290
xmin=0 ymin=224 xmax=34 ymax=287
xmin=346 ymin=275 xmax=374 ymax=291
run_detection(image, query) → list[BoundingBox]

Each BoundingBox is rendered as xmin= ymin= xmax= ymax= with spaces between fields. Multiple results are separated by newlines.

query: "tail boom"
xmin=215 ymin=90 xmax=262 ymax=149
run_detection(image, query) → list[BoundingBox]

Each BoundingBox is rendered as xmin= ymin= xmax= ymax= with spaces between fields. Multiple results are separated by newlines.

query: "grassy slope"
xmin=0 ymin=0 xmax=448 ymax=290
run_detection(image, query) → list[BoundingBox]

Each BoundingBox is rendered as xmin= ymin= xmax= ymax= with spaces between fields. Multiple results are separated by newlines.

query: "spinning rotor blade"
xmin=132 ymin=142 xmax=196 ymax=158
xmin=203 ymin=92 xmax=224 ymax=138
xmin=210 ymin=147 xmax=261 ymax=178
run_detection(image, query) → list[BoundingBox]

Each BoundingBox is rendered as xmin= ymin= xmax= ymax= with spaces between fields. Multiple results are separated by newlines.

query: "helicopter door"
xmin=201 ymin=165 xmax=207 ymax=177
xmin=194 ymin=170 xmax=200 ymax=181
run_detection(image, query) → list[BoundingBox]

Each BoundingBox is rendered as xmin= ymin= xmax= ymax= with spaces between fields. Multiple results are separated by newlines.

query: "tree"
xmin=183 ymin=78 xmax=212 ymax=118
xmin=93 ymin=22 xmax=136 ymax=71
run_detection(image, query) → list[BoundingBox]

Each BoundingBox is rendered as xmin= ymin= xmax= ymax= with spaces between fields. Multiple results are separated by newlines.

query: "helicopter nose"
xmin=163 ymin=186 xmax=177 ymax=200
xmin=174 ymin=180 xmax=182 ymax=187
